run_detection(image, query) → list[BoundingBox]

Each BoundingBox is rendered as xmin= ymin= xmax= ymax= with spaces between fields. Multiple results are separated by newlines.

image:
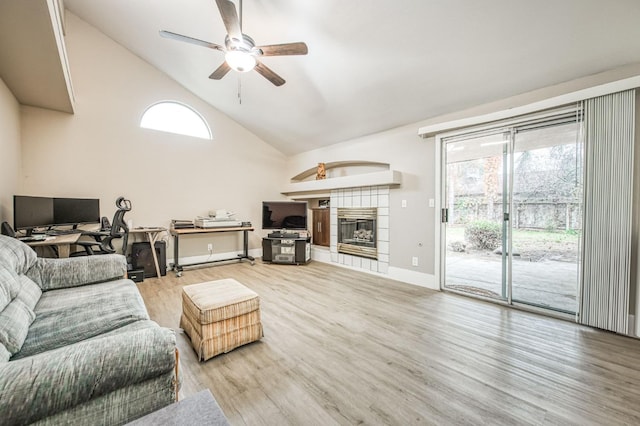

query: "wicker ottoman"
xmin=180 ymin=279 xmax=263 ymax=361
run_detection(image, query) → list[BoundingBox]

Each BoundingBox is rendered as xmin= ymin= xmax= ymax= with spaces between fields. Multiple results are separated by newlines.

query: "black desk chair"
xmin=73 ymin=197 xmax=131 ymax=256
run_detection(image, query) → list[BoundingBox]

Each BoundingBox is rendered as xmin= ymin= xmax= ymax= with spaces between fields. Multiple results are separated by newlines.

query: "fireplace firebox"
xmin=337 ymin=208 xmax=377 ymax=259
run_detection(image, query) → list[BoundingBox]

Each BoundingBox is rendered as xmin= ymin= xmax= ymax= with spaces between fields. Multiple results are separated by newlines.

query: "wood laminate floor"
xmin=137 ymin=260 xmax=640 ymax=426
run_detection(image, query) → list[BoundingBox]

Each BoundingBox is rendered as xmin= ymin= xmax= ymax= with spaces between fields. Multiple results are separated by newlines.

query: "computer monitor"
xmin=53 ymin=198 xmax=100 ymax=226
xmin=13 ymin=195 xmax=101 ymax=235
xmin=13 ymin=196 xmax=55 ymax=234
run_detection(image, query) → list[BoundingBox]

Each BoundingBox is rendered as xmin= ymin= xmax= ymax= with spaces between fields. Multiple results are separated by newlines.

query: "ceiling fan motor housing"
xmin=225 ymin=34 xmax=259 ymax=54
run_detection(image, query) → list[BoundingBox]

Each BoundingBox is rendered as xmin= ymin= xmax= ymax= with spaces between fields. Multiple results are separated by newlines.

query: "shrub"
xmin=464 ymin=220 xmax=501 ymax=250
xmin=448 ymin=240 xmax=467 ymax=253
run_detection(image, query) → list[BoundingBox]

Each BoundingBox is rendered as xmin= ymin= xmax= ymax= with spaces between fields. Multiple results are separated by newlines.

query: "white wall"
xmin=19 ymin=13 xmax=287 ymax=258
xmin=0 ymin=77 xmax=21 ymax=225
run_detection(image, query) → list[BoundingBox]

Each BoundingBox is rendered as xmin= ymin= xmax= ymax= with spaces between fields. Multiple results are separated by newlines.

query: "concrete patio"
xmin=445 ymin=251 xmax=579 ymax=313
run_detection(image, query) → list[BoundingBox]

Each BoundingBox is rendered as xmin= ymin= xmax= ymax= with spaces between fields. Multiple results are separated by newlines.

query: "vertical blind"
xmin=580 ymin=89 xmax=636 ymax=334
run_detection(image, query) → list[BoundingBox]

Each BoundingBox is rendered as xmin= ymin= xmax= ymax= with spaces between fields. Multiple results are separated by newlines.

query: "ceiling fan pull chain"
xmin=238 ymin=75 xmax=242 ymax=105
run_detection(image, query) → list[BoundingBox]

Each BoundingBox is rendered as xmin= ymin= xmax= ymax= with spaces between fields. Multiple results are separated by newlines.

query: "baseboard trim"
xmin=310 ymin=252 xmax=438 ymax=290
xmin=388 ymin=267 xmax=438 ymax=290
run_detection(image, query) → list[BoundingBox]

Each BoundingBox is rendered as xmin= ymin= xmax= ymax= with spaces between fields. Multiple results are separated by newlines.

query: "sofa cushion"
xmin=0 ymin=342 xmax=10 ymax=362
xmin=0 ymin=265 xmax=16 ymax=312
xmin=0 ymin=299 xmax=36 ymax=355
xmin=14 ymin=279 xmax=150 ymax=359
xmin=27 ymin=254 xmax=128 ymax=291
xmin=15 ymin=275 xmax=42 ymax=311
xmin=0 ymin=235 xmax=37 ymax=275
xmin=0 ymin=326 xmax=177 ymax=425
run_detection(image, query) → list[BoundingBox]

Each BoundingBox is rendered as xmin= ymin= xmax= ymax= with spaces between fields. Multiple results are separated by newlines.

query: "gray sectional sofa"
xmin=0 ymin=234 xmax=179 ymax=425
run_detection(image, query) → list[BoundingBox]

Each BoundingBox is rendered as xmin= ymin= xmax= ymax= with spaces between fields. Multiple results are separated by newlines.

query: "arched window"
xmin=140 ymin=101 xmax=212 ymax=140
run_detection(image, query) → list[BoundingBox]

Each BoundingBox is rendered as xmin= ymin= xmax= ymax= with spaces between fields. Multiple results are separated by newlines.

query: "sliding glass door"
xmin=510 ymin=123 xmax=583 ymax=313
xmin=441 ymin=113 xmax=582 ymax=315
xmin=444 ymin=131 xmax=509 ymax=301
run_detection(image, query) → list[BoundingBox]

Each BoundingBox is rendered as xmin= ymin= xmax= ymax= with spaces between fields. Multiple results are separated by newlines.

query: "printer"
xmin=194 ymin=210 xmax=242 ymax=228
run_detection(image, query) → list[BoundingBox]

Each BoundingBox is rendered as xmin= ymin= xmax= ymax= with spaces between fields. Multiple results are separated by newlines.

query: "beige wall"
xmin=19 ymin=13 xmax=287 ymax=258
xmin=0 ymin=77 xmax=21 ymax=225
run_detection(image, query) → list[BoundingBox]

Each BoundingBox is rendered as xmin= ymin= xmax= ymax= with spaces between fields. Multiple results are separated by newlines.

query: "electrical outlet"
xmin=412 ymin=256 xmax=418 ymax=267
xmin=207 ymin=243 xmax=213 ymax=252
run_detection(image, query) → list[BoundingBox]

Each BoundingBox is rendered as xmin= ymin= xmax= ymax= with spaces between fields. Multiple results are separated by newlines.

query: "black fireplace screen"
xmin=338 ymin=218 xmax=376 ymax=248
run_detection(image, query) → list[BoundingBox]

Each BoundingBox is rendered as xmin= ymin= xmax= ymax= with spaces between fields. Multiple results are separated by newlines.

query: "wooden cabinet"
xmin=312 ymin=208 xmax=330 ymax=247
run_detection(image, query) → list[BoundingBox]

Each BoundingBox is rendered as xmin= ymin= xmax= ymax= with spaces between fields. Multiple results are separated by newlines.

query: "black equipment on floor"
xmin=131 ymin=241 xmax=167 ymax=277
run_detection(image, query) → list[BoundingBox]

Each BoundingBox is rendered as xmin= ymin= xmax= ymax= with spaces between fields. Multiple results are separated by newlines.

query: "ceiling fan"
xmin=160 ymin=0 xmax=308 ymax=87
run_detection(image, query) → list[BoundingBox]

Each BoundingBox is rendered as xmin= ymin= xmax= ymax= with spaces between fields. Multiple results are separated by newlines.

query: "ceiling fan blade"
xmin=254 ymin=61 xmax=286 ymax=87
xmin=215 ymin=0 xmax=242 ymax=42
xmin=209 ymin=62 xmax=231 ymax=80
xmin=257 ymin=42 xmax=308 ymax=56
xmin=159 ymin=30 xmax=224 ymax=51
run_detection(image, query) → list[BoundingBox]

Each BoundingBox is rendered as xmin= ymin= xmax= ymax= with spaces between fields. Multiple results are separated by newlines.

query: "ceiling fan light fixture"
xmin=225 ymin=50 xmax=256 ymax=72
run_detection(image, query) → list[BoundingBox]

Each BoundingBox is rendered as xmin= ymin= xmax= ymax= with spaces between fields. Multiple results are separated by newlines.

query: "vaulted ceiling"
xmin=6 ymin=1 xmax=640 ymax=155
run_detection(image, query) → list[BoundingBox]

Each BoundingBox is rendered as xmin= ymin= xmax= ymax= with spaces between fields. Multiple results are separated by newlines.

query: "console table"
xmin=262 ymin=236 xmax=310 ymax=265
xmin=170 ymin=226 xmax=254 ymax=277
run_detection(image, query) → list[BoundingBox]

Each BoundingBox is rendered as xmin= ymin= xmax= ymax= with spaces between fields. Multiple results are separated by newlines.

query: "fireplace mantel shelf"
xmin=281 ymin=170 xmax=402 ymax=196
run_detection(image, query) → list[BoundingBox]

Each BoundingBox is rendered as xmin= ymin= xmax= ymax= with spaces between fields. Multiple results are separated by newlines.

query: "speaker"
xmin=1 ymin=222 xmax=15 ymax=238
xmin=131 ymin=241 xmax=166 ymax=277
xmin=262 ymin=238 xmax=273 ymax=262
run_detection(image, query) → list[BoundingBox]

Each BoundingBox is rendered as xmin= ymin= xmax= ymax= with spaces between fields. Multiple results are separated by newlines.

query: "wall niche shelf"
xmin=282 ymin=161 xmax=401 ymax=197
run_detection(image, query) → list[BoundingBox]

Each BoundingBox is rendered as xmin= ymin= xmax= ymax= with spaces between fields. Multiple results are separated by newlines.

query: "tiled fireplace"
xmin=330 ymin=186 xmax=389 ymax=274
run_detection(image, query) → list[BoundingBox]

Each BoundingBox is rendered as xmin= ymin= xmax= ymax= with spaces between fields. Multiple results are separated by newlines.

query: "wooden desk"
xmin=24 ymin=233 xmax=81 ymax=258
xmin=128 ymin=227 xmax=168 ymax=278
xmin=170 ymin=226 xmax=254 ymax=277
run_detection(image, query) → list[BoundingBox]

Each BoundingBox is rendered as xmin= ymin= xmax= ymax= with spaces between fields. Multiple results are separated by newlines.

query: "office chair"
xmin=72 ymin=197 xmax=131 ymax=256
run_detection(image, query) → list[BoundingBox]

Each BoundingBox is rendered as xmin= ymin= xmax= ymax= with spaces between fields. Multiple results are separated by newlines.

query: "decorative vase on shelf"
xmin=316 ymin=162 xmax=326 ymax=180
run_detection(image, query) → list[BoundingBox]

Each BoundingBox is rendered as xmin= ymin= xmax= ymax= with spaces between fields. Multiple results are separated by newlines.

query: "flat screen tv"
xmin=262 ymin=201 xmax=308 ymax=230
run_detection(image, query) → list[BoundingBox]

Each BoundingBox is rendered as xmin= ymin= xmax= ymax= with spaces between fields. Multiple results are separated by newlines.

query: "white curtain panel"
xmin=580 ymin=89 xmax=636 ymax=334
